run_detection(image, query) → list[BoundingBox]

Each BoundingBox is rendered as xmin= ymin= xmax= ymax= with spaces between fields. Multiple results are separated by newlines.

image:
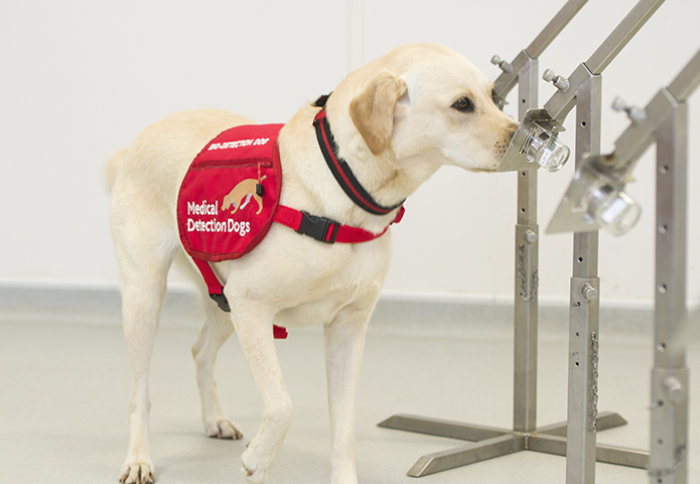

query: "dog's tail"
xmin=105 ymin=147 xmax=128 ymax=192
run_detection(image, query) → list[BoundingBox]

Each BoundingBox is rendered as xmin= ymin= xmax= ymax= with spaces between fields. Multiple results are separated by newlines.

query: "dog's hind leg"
xmin=324 ymin=303 xmax=373 ymax=484
xmin=191 ymin=293 xmax=243 ymax=439
xmin=112 ymin=216 xmax=178 ymax=484
xmin=230 ymin=300 xmax=293 ymax=484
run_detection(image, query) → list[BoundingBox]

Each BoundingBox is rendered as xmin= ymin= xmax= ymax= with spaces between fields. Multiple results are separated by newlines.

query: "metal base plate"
xmin=377 ymin=412 xmax=648 ymax=478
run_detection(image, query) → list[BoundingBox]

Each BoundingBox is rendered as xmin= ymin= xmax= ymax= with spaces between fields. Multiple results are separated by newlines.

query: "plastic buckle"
xmin=297 ymin=211 xmax=340 ymax=243
xmin=209 ymin=293 xmax=231 ymax=312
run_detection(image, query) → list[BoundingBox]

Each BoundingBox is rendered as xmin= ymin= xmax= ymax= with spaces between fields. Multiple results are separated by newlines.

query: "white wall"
xmin=1 ymin=0 xmax=698 ymax=308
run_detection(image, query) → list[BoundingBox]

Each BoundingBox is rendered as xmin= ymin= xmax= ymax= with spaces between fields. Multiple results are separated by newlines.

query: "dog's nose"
xmin=503 ymin=123 xmax=519 ymax=147
xmin=507 ymin=122 xmax=519 ymax=139
xmin=494 ymin=137 xmax=512 ymax=158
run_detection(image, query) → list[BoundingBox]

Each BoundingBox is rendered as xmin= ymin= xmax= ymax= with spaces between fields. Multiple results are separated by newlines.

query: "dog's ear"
xmin=350 ymin=72 xmax=407 ymax=155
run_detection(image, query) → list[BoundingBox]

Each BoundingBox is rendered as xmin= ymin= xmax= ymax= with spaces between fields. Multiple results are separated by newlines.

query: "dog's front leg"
xmin=324 ymin=306 xmax=372 ymax=484
xmin=232 ymin=301 xmax=293 ymax=484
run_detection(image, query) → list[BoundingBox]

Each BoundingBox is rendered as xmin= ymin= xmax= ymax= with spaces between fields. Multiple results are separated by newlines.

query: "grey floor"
xmin=1 ymin=302 xmax=698 ymax=483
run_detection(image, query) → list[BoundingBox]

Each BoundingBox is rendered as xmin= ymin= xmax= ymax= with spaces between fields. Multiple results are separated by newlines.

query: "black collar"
xmin=312 ymin=95 xmax=405 ymax=216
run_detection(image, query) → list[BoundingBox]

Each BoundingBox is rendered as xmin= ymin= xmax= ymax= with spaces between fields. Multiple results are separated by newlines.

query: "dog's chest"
xmin=274 ymin=277 xmax=382 ymax=330
xmin=261 ymin=238 xmax=391 ymax=329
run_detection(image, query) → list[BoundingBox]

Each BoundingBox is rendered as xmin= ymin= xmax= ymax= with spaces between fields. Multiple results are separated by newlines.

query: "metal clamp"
xmin=499 ymin=109 xmax=570 ymax=172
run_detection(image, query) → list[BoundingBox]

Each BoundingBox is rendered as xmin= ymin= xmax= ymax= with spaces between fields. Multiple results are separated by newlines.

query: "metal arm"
xmin=492 ymin=0 xmax=588 ymax=103
xmin=527 ymin=0 xmax=588 ymax=58
xmin=499 ymin=0 xmax=666 ymax=173
xmin=668 ymin=47 xmax=700 ymax=100
xmin=612 ymin=48 xmax=700 ymax=174
xmin=545 ymin=0 xmax=665 ymax=123
xmin=546 ymin=48 xmax=700 ymax=235
xmin=586 ymin=0 xmax=664 ymax=75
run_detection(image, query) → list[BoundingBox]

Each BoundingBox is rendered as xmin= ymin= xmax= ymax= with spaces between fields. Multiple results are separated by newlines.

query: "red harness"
xmin=177 ymin=118 xmax=404 ymax=339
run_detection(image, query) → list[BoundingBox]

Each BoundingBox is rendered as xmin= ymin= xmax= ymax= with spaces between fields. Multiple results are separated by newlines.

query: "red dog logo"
xmin=221 ymin=176 xmax=265 ymax=215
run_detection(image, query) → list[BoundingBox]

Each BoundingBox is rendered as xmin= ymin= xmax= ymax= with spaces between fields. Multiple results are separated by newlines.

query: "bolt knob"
xmin=582 ymin=283 xmax=598 ymax=302
xmin=663 ymin=375 xmax=685 ymax=403
xmin=491 ymin=55 xmax=513 ymax=73
xmin=542 ymin=68 xmax=556 ymax=82
xmin=611 ymin=96 xmax=628 ymax=112
xmin=543 ymin=69 xmax=570 ymax=92
xmin=612 ymin=96 xmax=647 ymax=122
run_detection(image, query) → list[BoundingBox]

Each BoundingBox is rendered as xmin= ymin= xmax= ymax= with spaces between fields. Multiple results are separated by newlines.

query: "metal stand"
xmin=547 ymin=49 xmax=699 ymax=483
xmin=648 ymin=52 xmax=699 ymax=484
xmin=379 ymin=0 xmax=665 ymax=480
xmin=378 ymin=412 xmax=647 ymax=477
xmin=566 ymin=66 xmax=603 ymax=484
xmin=651 ymin=98 xmax=689 ymax=484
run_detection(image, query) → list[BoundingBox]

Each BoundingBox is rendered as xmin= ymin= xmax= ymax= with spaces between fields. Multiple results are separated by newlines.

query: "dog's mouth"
xmin=469 ymin=166 xmax=497 ymax=173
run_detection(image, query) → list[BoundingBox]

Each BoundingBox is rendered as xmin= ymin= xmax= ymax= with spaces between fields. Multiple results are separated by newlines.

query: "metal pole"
xmin=566 ymin=69 xmax=602 ymax=484
xmin=525 ymin=0 xmax=588 ymax=58
xmin=513 ymin=54 xmax=540 ymax=435
xmin=650 ymin=100 xmax=689 ymax=484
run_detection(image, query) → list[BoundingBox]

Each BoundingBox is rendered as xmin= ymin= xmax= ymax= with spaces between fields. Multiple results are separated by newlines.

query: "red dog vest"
xmin=177 ymin=124 xmax=288 ymax=338
xmin=178 ymin=124 xmax=284 ymax=262
xmin=177 ymin=123 xmax=405 ymax=339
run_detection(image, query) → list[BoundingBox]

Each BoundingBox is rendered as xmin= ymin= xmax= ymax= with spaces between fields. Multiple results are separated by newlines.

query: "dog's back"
xmin=108 ymin=110 xmax=253 ymax=226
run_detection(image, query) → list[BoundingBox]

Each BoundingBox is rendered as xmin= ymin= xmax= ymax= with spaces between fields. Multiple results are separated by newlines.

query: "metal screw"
xmin=612 ymin=96 xmax=647 ymax=122
xmin=663 ymin=376 xmax=684 ymax=403
xmin=491 ymin=55 xmax=513 ymax=73
xmin=524 ymin=230 xmax=538 ymax=244
xmin=542 ymin=68 xmax=570 ymax=92
xmin=582 ymin=283 xmax=598 ymax=302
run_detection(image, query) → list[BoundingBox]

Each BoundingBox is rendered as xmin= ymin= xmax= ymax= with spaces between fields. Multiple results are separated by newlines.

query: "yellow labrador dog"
xmin=108 ymin=43 xmax=517 ymax=484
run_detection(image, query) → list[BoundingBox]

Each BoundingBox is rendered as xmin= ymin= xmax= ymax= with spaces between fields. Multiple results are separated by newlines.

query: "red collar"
xmin=312 ymin=95 xmax=405 ymax=215
xmin=271 ymin=96 xmax=406 ymax=244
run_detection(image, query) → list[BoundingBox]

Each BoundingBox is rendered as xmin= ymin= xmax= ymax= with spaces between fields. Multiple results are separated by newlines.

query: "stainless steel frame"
xmin=651 ymin=98 xmax=689 ymax=484
xmin=378 ymin=0 xmax=667 ymax=481
xmin=548 ymin=48 xmax=699 ymax=484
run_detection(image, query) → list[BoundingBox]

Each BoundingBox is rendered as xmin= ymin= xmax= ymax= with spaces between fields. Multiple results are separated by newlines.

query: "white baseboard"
xmin=1 ymin=284 xmax=697 ymax=342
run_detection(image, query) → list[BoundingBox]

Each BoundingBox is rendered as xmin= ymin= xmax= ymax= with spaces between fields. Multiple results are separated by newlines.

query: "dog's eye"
xmin=451 ymin=96 xmax=474 ymax=113
xmin=492 ymin=89 xmax=505 ymax=111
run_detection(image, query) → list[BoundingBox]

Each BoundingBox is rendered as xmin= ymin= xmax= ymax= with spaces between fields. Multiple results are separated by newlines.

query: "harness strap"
xmin=190 ymin=203 xmax=402 ymax=340
xmin=274 ymin=204 xmax=405 ymax=243
xmin=183 ymin=101 xmax=408 ymax=340
xmin=193 ymin=258 xmax=288 ymax=339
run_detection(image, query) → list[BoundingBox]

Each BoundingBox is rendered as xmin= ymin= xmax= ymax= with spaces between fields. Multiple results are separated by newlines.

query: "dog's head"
xmin=336 ymin=44 xmax=518 ymax=173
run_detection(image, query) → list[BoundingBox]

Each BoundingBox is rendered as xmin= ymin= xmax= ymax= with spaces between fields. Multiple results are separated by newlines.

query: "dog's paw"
xmin=205 ymin=417 xmax=244 ymax=440
xmin=119 ymin=459 xmax=155 ymax=484
xmin=241 ymin=444 xmax=273 ymax=484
